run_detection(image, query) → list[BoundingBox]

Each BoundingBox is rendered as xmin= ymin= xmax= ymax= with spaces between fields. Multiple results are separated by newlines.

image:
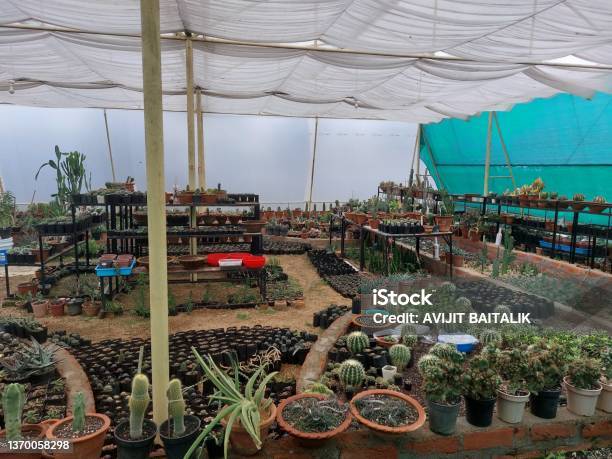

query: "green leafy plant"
xmin=0 ymin=191 xmax=15 ymax=228
xmin=186 ymin=350 xmax=277 ymax=459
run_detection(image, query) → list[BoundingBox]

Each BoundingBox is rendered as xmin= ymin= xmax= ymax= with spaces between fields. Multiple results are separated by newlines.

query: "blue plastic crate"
xmin=539 ymin=240 xmax=590 ymax=255
xmin=95 ymin=258 xmax=136 ymax=277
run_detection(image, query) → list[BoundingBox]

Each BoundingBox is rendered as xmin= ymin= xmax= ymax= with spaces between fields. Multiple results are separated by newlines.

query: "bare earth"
xmin=0 ymin=255 xmax=347 ymax=342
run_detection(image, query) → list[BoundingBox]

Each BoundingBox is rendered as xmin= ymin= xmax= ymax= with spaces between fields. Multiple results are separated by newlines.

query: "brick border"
xmin=54 ymin=346 xmax=95 ymax=414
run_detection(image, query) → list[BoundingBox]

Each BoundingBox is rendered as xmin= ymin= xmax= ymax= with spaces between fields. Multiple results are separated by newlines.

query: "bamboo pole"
xmin=139 ymin=0 xmax=169 ymax=426
xmin=186 ymin=38 xmax=196 ymax=190
xmin=306 ymin=117 xmax=319 ymax=211
xmin=493 ymin=112 xmax=517 ymax=189
xmin=103 ymin=109 xmax=117 ymax=182
xmin=196 ymin=88 xmax=205 ymax=189
xmin=413 ymin=125 xmax=421 ymax=186
xmin=484 ymin=112 xmax=493 ymax=195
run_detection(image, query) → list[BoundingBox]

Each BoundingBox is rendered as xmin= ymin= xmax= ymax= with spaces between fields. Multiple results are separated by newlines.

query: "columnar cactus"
xmin=339 ymin=359 xmax=365 ymax=390
xmin=401 ymin=333 xmax=418 ymax=347
xmin=389 ymin=344 xmax=411 ymax=370
xmin=346 ymin=331 xmax=369 ymax=355
xmin=72 ymin=392 xmax=86 ymax=432
xmin=129 ymin=373 xmax=151 ymax=439
xmin=167 ymin=378 xmax=185 ymax=436
xmin=2 ymin=383 xmax=25 ymax=441
xmin=479 ymin=329 xmax=503 ymax=347
xmin=430 ymin=343 xmax=457 ymax=360
xmin=417 ymin=354 xmax=442 ymax=376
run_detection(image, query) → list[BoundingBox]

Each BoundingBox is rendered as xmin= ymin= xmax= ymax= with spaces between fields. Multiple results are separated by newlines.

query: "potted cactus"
xmin=496 ymin=348 xmax=530 ymax=423
xmin=418 ymin=348 xmax=464 ymax=435
xmin=346 ymin=331 xmax=369 ymax=355
xmin=0 ymin=383 xmax=46 ymax=459
xmin=462 ymin=350 xmax=501 ymax=427
xmin=339 ymin=359 xmax=365 ymax=398
xmin=564 ymin=358 xmax=603 ymax=416
xmin=590 ymin=195 xmax=606 ymax=213
xmin=525 ymin=342 xmax=567 ymax=419
xmin=45 ymin=392 xmax=111 ymax=459
xmin=113 ymin=373 xmax=157 ymax=459
xmin=159 ymin=379 xmax=201 ymax=459
xmin=389 ymin=344 xmax=411 ymax=372
xmin=571 ymin=193 xmax=587 ymax=211
xmin=596 ymin=349 xmax=612 ymax=413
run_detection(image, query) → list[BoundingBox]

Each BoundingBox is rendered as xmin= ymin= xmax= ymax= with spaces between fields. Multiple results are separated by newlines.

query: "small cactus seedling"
xmin=339 ymin=359 xmax=365 ymax=390
xmin=346 ymin=331 xmax=369 ymax=355
xmin=72 ymin=392 xmax=86 ymax=432
xmin=167 ymin=378 xmax=186 ymax=436
xmin=129 ymin=373 xmax=151 ymax=439
xmin=304 ymin=382 xmax=333 ymax=396
xmin=2 ymin=383 xmax=25 ymax=441
xmin=389 ymin=344 xmax=411 ymax=371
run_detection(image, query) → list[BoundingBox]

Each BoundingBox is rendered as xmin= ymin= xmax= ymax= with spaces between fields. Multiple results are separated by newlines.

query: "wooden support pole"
xmin=484 ymin=112 xmax=493 ymax=195
xmin=306 ymin=117 xmax=319 ymax=211
xmin=139 ymin=0 xmax=169 ymax=426
xmin=103 ymin=109 xmax=117 ymax=182
xmin=493 ymin=112 xmax=517 ymax=189
xmin=413 ymin=125 xmax=421 ymax=186
xmin=196 ymin=88 xmax=205 ymax=190
xmin=186 ymin=38 xmax=196 ymax=190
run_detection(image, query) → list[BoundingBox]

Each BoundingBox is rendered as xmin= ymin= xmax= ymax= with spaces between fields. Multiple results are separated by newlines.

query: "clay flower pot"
xmin=49 ymin=298 xmax=66 ymax=317
xmin=82 ymin=300 xmax=101 ymax=317
xmin=564 ymin=376 xmax=602 ymax=416
xmin=31 ymin=299 xmax=49 ymax=318
xmin=46 ymin=413 xmax=111 ymax=459
xmin=221 ymin=401 xmax=276 ymax=456
xmin=276 ymin=393 xmax=351 ymax=446
xmin=596 ymin=378 xmax=612 ymax=413
xmin=178 ymin=255 xmax=206 ymax=270
xmin=18 ymin=281 xmax=38 ymax=296
xmin=349 ymin=389 xmax=426 ymax=435
xmin=0 ymin=423 xmax=47 ymax=459
xmin=243 ymin=220 xmax=266 ymax=233
xmin=434 ymin=215 xmax=453 ymax=232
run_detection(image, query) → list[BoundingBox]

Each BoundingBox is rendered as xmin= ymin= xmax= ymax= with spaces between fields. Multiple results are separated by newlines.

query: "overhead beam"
xmin=139 ymin=0 xmax=169 ymax=426
xmin=493 ymin=112 xmax=517 ymax=189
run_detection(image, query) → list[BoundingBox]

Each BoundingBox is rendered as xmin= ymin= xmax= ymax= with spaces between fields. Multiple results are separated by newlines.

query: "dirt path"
xmin=0 ymin=255 xmax=348 ymax=342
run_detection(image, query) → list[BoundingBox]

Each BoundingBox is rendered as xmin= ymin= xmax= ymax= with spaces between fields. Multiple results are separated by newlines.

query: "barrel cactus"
xmin=455 ymin=296 xmax=472 ymax=311
xmin=304 ymin=382 xmax=334 ymax=396
xmin=346 ymin=331 xmax=369 ymax=355
xmin=494 ymin=304 xmax=512 ymax=315
xmin=72 ymin=392 xmax=86 ymax=432
xmin=430 ymin=343 xmax=457 ymax=360
xmin=167 ymin=378 xmax=185 ymax=436
xmin=400 ymin=323 xmax=417 ymax=337
xmin=389 ymin=344 xmax=411 ymax=370
xmin=339 ymin=359 xmax=365 ymax=390
xmin=417 ymin=354 xmax=442 ymax=376
xmin=129 ymin=373 xmax=151 ymax=439
xmin=479 ymin=329 xmax=503 ymax=347
xmin=401 ymin=333 xmax=418 ymax=347
xmin=2 ymin=383 xmax=25 ymax=441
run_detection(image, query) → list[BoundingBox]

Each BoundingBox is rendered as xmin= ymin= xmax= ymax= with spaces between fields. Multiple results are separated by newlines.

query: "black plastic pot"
xmin=159 ymin=415 xmax=201 ymax=459
xmin=530 ymin=388 xmax=561 ymax=419
xmin=465 ymin=395 xmax=495 ymax=427
xmin=114 ymin=419 xmax=157 ymax=459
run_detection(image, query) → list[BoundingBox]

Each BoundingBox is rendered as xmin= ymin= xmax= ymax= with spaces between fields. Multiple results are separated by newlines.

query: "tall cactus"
xmin=2 ymin=384 xmax=25 ymax=441
xmin=389 ymin=344 xmax=411 ymax=370
xmin=346 ymin=331 xmax=369 ymax=355
xmin=129 ymin=373 xmax=151 ymax=439
xmin=339 ymin=359 xmax=365 ymax=390
xmin=72 ymin=392 xmax=86 ymax=432
xmin=167 ymin=378 xmax=185 ymax=436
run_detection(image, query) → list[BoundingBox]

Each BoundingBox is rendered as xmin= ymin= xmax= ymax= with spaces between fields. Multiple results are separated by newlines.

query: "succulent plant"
xmin=430 ymin=343 xmax=457 ymax=360
xmin=567 ymin=358 xmax=602 ymax=390
xmin=593 ymin=195 xmax=606 ymax=204
xmin=462 ymin=352 xmax=502 ymax=400
xmin=603 ymin=349 xmax=612 ymax=382
xmin=401 ymin=334 xmax=418 ymax=347
xmin=525 ymin=342 xmax=567 ymax=393
xmin=400 ymin=324 xmax=417 ymax=337
xmin=346 ymin=331 xmax=369 ymax=355
xmin=479 ymin=329 xmax=502 ymax=347
xmin=531 ymin=178 xmax=545 ymax=193
xmin=129 ymin=373 xmax=151 ymax=439
xmin=72 ymin=392 xmax=86 ymax=432
xmin=2 ymin=383 xmax=25 ymax=441
xmin=389 ymin=344 xmax=411 ymax=370
xmin=304 ymin=382 xmax=334 ymax=396
xmin=167 ymin=378 xmax=185 ymax=436
xmin=417 ymin=354 xmax=442 ymax=375
xmin=339 ymin=359 xmax=365 ymax=390
xmin=497 ymin=347 xmax=530 ymax=394
xmin=573 ymin=193 xmax=585 ymax=201
xmin=420 ymin=350 xmax=464 ymax=404
xmin=494 ymin=304 xmax=512 ymax=315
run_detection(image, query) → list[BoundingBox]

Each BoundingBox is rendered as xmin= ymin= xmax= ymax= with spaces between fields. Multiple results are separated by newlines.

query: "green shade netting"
xmin=420 ymin=92 xmax=612 ymax=224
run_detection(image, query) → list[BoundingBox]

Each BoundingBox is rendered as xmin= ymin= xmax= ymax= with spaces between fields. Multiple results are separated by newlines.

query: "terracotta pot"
xmin=178 ymin=255 xmax=206 ymax=270
xmin=49 ymin=299 xmax=66 ymax=316
xmin=243 ymin=220 xmax=266 ymax=233
xmin=434 ymin=215 xmax=453 ymax=232
xmin=368 ymin=219 xmax=380 ymax=230
xmin=31 ymin=299 xmax=49 ymax=318
xmin=0 ymin=423 xmax=46 ymax=459
xmin=589 ymin=203 xmax=606 ymax=213
xmin=18 ymin=281 xmax=38 ymax=296
xmin=469 ymin=230 xmax=481 ymax=242
xmin=221 ymin=401 xmax=276 ymax=456
xmin=82 ymin=300 xmax=101 ymax=317
xmin=354 ymin=213 xmax=368 ymax=225
xmin=571 ymin=202 xmax=587 ymax=211
xmin=228 ymin=215 xmax=241 ymax=225
xmin=46 ymin=413 xmax=110 ymax=459
xmin=445 ymin=253 xmax=464 ymax=267
xmin=349 ymin=389 xmax=426 ymax=434
xmin=202 ymin=193 xmax=217 ymax=204
xmin=276 ymin=394 xmax=351 ymax=446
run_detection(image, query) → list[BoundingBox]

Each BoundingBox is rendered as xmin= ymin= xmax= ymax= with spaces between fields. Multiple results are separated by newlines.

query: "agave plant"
xmin=186 ymin=349 xmax=278 ymax=459
xmin=0 ymin=338 xmax=58 ymax=381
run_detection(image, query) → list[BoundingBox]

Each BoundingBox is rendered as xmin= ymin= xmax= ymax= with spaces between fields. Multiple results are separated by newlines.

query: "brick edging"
xmin=54 ymin=346 xmax=95 ymax=414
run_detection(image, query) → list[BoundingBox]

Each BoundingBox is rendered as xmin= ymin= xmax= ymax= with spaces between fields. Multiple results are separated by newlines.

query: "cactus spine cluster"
xmin=72 ymin=392 xmax=86 ymax=432
xmin=389 ymin=344 xmax=411 ymax=370
xmin=2 ymin=383 xmax=25 ymax=441
xmin=339 ymin=359 xmax=365 ymax=390
xmin=417 ymin=354 xmax=441 ymax=376
xmin=129 ymin=373 xmax=151 ymax=439
xmin=346 ymin=331 xmax=369 ymax=355
xmin=167 ymin=378 xmax=186 ymax=436
xmin=430 ymin=343 xmax=457 ymax=360
xmin=480 ymin=329 xmax=503 ymax=347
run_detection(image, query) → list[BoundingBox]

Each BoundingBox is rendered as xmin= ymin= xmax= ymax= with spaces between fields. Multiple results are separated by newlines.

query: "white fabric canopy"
xmin=0 ymin=0 xmax=611 ymax=121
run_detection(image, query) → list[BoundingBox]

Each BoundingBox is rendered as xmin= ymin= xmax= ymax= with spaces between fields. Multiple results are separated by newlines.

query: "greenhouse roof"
xmin=1 ymin=1 xmax=612 ymax=121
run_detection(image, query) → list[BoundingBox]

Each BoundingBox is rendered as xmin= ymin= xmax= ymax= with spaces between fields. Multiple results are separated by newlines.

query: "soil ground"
xmin=0 ymin=255 xmax=347 ymax=342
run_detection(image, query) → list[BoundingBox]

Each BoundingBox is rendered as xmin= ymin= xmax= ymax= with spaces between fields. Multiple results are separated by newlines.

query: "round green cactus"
xmin=167 ymin=378 xmax=185 ymax=436
xmin=494 ymin=304 xmax=512 ymax=315
xmin=479 ymin=329 xmax=503 ymax=347
xmin=346 ymin=331 xmax=369 ymax=355
xmin=304 ymin=382 xmax=333 ymax=396
xmin=129 ymin=373 xmax=151 ymax=439
xmin=339 ymin=359 xmax=365 ymax=390
xmin=2 ymin=383 xmax=25 ymax=441
xmin=389 ymin=344 xmax=411 ymax=370
xmin=417 ymin=354 xmax=442 ymax=376
xmin=400 ymin=323 xmax=417 ymax=337
xmin=430 ymin=343 xmax=457 ymax=360
xmin=401 ymin=333 xmax=418 ymax=347
xmin=455 ymin=296 xmax=472 ymax=311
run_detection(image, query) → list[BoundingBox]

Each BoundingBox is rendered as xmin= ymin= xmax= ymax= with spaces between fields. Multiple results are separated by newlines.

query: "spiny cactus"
xmin=339 ymin=359 xmax=365 ymax=390
xmin=167 ymin=378 xmax=185 ymax=436
xmin=494 ymin=304 xmax=512 ymax=315
xmin=400 ymin=324 xmax=417 ymax=337
xmin=2 ymin=384 xmax=25 ymax=441
xmin=430 ymin=343 xmax=457 ymax=360
xmin=304 ymin=382 xmax=333 ymax=396
xmin=401 ymin=333 xmax=418 ymax=347
xmin=346 ymin=331 xmax=369 ymax=355
xmin=455 ymin=296 xmax=472 ymax=311
xmin=389 ymin=344 xmax=411 ymax=371
xmin=439 ymin=282 xmax=456 ymax=294
xmin=129 ymin=373 xmax=151 ymax=439
xmin=72 ymin=392 xmax=86 ymax=432
xmin=479 ymin=329 xmax=503 ymax=347
xmin=417 ymin=354 xmax=442 ymax=376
